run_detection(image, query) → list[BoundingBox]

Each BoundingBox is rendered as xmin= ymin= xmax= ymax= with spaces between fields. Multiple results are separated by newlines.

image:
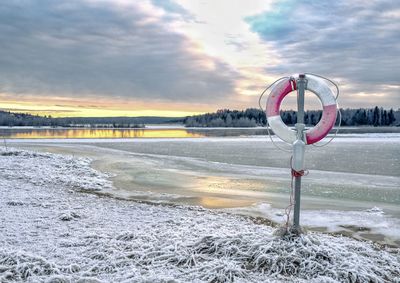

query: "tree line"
xmin=184 ymin=107 xmax=399 ymax=127
xmin=0 ymin=111 xmax=146 ymax=127
xmin=0 ymin=107 xmax=398 ymax=127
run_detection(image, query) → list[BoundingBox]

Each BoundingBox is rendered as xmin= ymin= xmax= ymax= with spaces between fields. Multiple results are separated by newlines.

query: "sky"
xmin=0 ymin=0 xmax=399 ymax=117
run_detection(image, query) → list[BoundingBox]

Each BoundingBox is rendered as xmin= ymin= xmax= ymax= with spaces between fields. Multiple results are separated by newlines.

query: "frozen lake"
xmin=7 ymin=132 xmax=400 ymax=247
xmin=1 ymin=125 xmax=399 ymax=139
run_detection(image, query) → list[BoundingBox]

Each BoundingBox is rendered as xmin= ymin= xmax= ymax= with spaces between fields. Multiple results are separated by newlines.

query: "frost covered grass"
xmin=0 ymin=148 xmax=399 ymax=282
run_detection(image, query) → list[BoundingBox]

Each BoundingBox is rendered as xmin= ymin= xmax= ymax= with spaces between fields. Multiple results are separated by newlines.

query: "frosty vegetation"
xmin=0 ymin=148 xmax=399 ymax=282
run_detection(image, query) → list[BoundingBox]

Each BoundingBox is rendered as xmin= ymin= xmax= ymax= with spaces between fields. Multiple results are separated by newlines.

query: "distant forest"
xmin=0 ymin=110 xmax=179 ymax=127
xmin=0 ymin=107 xmax=398 ymax=128
xmin=183 ymin=107 xmax=399 ymax=127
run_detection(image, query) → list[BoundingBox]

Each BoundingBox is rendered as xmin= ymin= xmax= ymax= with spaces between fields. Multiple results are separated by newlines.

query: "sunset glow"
xmin=0 ymin=0 xmax=398 ymax=117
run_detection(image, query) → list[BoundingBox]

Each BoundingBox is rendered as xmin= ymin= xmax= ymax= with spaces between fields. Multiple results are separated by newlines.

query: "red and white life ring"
xmin=266 ymin=74 xmax=337 ymax=145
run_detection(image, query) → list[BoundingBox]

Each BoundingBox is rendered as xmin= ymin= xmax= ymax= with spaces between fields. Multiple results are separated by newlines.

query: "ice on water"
xmin=0 ymin=148 xmax=399 ymax=282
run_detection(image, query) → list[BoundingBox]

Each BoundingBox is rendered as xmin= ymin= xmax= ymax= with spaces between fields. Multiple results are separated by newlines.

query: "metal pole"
xmin=293 ymin=74 xmax=306 ymax=230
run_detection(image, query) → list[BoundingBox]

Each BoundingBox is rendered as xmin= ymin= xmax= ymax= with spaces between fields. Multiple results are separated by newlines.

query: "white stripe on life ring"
xmin=306 ymin=76 xmax=336 ymax=106
xmin=268 ymin=115 xmax=297 ymax=143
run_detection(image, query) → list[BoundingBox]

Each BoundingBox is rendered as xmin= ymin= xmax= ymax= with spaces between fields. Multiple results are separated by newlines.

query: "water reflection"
xmin=0 ymin=128 xmax=206 ymax=139
xmin=197 ymin=196 xmax=255 ymax=209
xmin=0 ymin=128 xmax=269 ymax=139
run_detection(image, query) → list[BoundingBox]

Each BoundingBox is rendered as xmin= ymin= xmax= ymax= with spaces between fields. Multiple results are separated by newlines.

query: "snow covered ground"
xmin=7 ymin=133 xmax=400 ymax=248
xmin=1 ymin=147 xmax=399 ymax=282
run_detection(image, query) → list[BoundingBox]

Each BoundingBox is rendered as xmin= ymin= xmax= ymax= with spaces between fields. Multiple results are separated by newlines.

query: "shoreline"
xmin=9 ymin=139 xmax=400 ymax=248
xmin=77 ymin=188 xmax=400 ymax=250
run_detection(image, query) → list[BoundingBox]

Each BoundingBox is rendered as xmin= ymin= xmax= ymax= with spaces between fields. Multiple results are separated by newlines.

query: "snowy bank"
xmin=0 ymin=148 xmax=399 ymax=282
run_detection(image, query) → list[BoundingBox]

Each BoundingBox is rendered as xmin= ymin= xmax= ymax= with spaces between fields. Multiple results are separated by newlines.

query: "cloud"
xmin=0 ymin=0 xmax=239 ymax=104
xmin=0 ymin=0 xmax=398 ymax=113
xmin=150 ymin=0 xmax=194 ymax=21
xmin=246 ymin=0 xmax=400 ymax=108
xmin=4 ymin=108 xmax=78 ymax=113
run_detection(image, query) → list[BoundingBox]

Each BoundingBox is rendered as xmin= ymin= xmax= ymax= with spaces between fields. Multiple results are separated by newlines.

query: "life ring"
xmin=266 ymin=74 xmax=337 ymax=145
